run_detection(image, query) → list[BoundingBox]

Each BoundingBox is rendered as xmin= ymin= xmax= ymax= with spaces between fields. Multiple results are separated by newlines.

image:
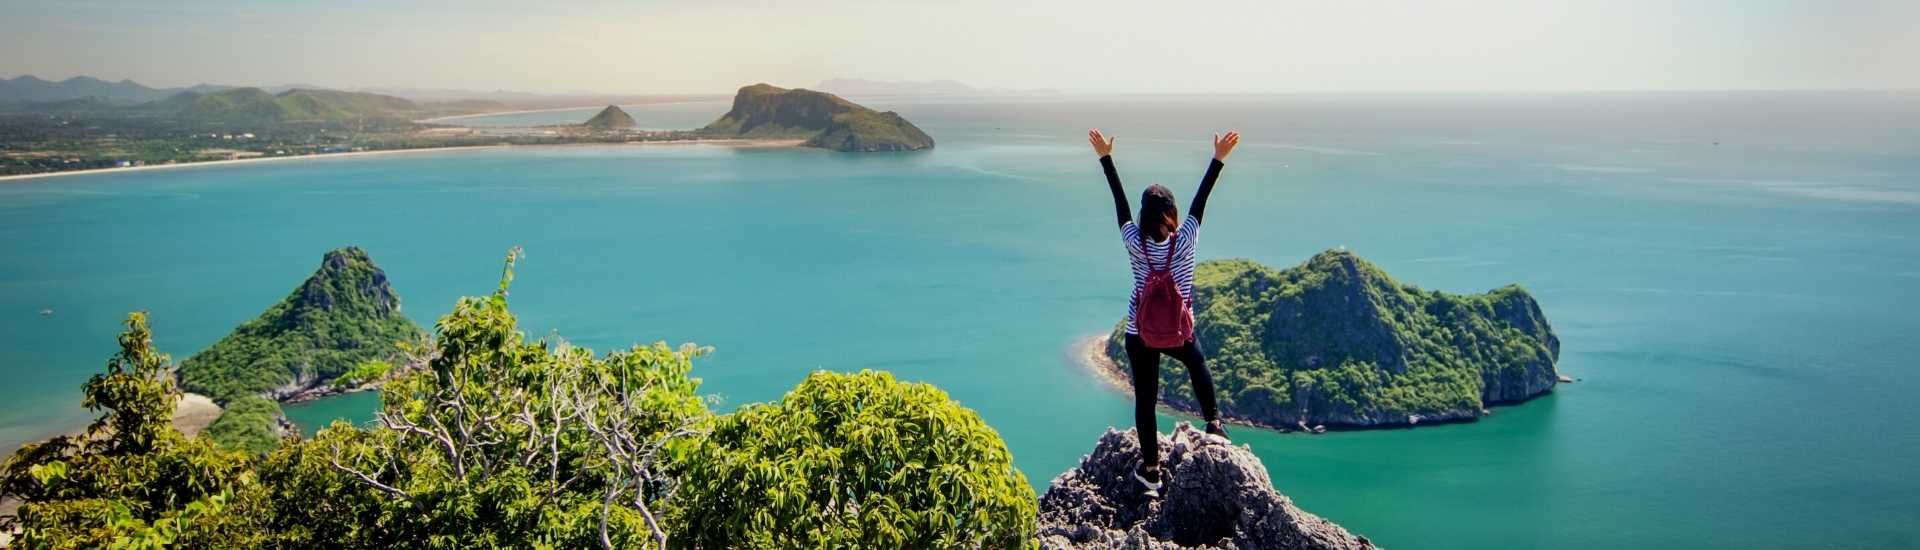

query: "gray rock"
xmin=1039 ymin=423 xmax=1377 ymax=550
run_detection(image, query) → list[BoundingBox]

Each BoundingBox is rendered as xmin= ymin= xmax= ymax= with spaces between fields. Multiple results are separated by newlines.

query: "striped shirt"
xmin=1123 ymin=215 xmax=1199 ymax=334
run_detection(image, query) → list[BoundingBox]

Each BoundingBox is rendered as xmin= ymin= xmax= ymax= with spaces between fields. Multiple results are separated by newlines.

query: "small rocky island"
xmin=582 ymin=104 xmax=636 ymax=130
xmin=177 ymin=246 xmax=422 ymax=451
xmin=1041 ymin=423 xmax=1376 ymax=549
xmin=1097 ymin=250 xmax=1559 ymax=430
xmin=698 ymin=83 xmax=934 ymax=152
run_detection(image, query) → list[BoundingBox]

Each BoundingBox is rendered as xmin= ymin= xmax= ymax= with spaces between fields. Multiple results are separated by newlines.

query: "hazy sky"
xmin=2 ymin=0 xmax=1915 ymax=94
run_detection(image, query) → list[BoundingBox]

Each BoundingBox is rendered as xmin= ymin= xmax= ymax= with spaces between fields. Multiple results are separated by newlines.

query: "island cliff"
xmin=698 ymin=83 xmax=934 ymax=152
xmin=1100 ymin=250 xmax=1559 ymax=430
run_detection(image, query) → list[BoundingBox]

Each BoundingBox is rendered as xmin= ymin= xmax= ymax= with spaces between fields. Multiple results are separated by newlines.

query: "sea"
xmin=3 ymin=92 xmax=1917 ymax=548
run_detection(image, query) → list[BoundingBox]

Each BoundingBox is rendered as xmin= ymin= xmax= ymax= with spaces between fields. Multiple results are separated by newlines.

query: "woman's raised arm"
xmin=1091 ymin=129 xmax=1131 ymax=227
xmin=1189 ymin=131 xmax=1238 ymax=223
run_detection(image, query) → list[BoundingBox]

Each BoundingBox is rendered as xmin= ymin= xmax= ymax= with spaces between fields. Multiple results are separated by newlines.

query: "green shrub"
xmin=203 ymin=395 xmax=284 ymax=454
xmin=669 ymin=369 xmax=1038 ymax=549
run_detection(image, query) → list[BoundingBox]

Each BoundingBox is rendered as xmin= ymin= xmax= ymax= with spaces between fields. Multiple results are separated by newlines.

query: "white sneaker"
xmin=1133 ymin=468 xmax=1163 ymax=498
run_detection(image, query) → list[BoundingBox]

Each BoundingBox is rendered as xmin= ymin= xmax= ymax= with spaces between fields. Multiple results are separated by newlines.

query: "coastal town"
xmin=0 ymin=79 xmax=933 ymax=179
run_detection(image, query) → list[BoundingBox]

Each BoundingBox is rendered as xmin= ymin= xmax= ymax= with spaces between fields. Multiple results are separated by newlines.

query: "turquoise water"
xmin=283 ymin=391 xmax=381 ymax=437
xmin=4 ymin=93 xmax=1919 ymax=548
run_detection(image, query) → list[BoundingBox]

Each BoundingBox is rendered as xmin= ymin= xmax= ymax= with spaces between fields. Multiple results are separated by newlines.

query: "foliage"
xmin=0 ymin=312 xmax=269 ymax=549
xmin=5 ymin=249 xmax=1042 ymax=548
xmin=288 ymin=246 xmax=709 ymax=548
xmin=803 ymin=110 xmax=935 ymax=152
xmin=1109 ymin=250 xmax=1560 ymax=426
xmin=669 ymin=369 xmax=1038 ymax=549
xmin=202 ymin=396 xmax=284 ymax=454
xmin=178 ymin=246 xmax=423 ymax=405
xmin=331 ymin=360 xmax=395 ymax=390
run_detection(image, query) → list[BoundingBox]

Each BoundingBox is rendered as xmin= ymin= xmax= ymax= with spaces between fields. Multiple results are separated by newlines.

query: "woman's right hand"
xmin=1088 ymin=129 xmax=1115 ymax=157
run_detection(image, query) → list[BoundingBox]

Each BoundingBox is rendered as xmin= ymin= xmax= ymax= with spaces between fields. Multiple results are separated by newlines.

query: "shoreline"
xmin=0 ymin=139 xmax=805 ymax=183
xmin=0 ymin=145 xmax=506 ymax=183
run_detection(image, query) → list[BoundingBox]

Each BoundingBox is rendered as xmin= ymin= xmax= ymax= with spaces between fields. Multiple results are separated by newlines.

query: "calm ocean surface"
xmin=5 ymin=93 xmax=1918 ymax=548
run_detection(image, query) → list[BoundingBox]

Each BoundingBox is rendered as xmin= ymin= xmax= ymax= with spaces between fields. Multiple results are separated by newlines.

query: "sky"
xmin=1 ymin=0 xmax=1915 ymax=95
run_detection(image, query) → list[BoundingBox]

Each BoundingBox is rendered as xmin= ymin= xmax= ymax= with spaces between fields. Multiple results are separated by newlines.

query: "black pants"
xmin=1125 ymin=333 xmax=1220 ymax=471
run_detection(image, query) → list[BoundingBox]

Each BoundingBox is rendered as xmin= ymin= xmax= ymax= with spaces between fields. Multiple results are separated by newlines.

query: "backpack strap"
xmin=1140 ymin=227 xmax=1176 ymax=273
xmin=1163 ymin=230 xmax=1177 ymax=269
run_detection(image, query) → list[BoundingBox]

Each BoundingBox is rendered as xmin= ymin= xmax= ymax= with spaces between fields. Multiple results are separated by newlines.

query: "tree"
xmin=0 ymin=312 xmax=267 ymax=549
xmin=668 ymin=369 xmax=1039 ymax=549
xmin=320 ymin=247 xmax=712 ymax=548
xmin=4 ymin=249 xmax=1045 ymax=548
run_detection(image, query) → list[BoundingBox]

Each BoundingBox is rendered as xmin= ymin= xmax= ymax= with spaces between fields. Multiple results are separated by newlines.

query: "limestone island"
xmin=177 ymin=247 xmax=422 ymax=452
xmin=697 ymin=83 xmax=935 ymax=152
xmin=1092 ymin=250 xmax=1560 ymax=431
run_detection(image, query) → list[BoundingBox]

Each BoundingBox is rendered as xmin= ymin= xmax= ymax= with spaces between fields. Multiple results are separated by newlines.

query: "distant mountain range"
xmin=0 ymin=75 xmax=730 ymax=116
xmin=0 ymin=75 xmax=220 ymax=105
xmin=813 ymin=78 xmax=1059 ymax=97
xmin=0 ymin=75 xmax=513 ymax=124
xmin=170 ymin=87 xmax=442 ymax=124
xmin=0 ymin=75 xmax=360 ymax=107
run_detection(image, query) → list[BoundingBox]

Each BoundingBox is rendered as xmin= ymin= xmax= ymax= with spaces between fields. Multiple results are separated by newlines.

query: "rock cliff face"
xmin=1102 ymin=250 xmax=1559 ymax=430
xmin=698 ymin=83 xmax=934 ymax=152
xmin=1040 ymin=423 xmax=1376 ymax=549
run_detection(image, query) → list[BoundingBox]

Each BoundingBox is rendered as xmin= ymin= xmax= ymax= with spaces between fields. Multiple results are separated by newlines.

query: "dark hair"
xmin=1139 ymin=185 xmax=1179 ymax=242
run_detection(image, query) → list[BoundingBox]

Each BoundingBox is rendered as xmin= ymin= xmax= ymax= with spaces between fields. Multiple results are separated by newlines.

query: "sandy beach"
xmin=170 ymin=393 xmax=222 ymax=438
xmin=0 ymin=146 xmax=507 ymax=183
xmin=0 ymin=139 xmax=805 ymax=184
xmin=1075 ymin=334 xmax=1135 ymax=395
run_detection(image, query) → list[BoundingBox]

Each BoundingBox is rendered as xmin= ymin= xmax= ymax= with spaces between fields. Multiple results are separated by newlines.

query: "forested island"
xmin=178 ymin=247 xmax=422 ymax=453
xmin=0 ymin=78 xmax=933 ymax=177
xmin=1099 ymin=250 xmax=1561 ymax=430
xmin=698 ymin=83 xmax=935 ymax=151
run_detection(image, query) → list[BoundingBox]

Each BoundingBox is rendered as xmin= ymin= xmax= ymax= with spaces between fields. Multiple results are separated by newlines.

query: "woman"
xmin=1089 ymin=128 xmax=1240 ymax=497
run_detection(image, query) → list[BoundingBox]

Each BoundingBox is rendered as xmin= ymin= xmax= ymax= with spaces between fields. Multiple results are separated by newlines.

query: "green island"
xmin=0 ymin=80 xmax=933 ymax=177
xmin=176 ymin=247 xmax=423 ymax=453
xmin=697 ymin=83 xmax=935 ymax=151
xmin=1101 ymin=250 xmax=1561 ymax=430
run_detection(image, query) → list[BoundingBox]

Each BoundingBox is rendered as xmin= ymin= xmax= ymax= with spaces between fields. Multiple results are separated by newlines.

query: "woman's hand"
xmin=1088 ymin=129 xmax=1116 ymax=157
xmin=1213 ymin=131 xmax=1241 ymax=161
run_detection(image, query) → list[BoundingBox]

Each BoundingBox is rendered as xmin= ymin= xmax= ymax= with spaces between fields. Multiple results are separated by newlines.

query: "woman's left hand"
xmin=1213 ymin=131 xmax=1241 ymax=161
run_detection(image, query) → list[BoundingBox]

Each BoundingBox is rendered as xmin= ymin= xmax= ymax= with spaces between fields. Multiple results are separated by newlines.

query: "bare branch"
xmin=329 ymin=442 xmax=412 ymax=502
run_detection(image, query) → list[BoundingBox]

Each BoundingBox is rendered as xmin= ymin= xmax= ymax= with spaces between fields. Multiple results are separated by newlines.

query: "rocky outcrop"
xmin=1102 ymin=250 xmax=1559 ymax=430
xmin=1040 ymin=423 xmax=1376 ymax=550
xmin=583 ymin=105 xmax=636 ymax=130
xmin=698 ymin=83 xmax=933 ymax=152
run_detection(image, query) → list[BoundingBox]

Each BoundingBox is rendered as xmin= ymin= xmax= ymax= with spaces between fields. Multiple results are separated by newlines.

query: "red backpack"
xmin=1136 ymin=232 xmax=1194 ymax=348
